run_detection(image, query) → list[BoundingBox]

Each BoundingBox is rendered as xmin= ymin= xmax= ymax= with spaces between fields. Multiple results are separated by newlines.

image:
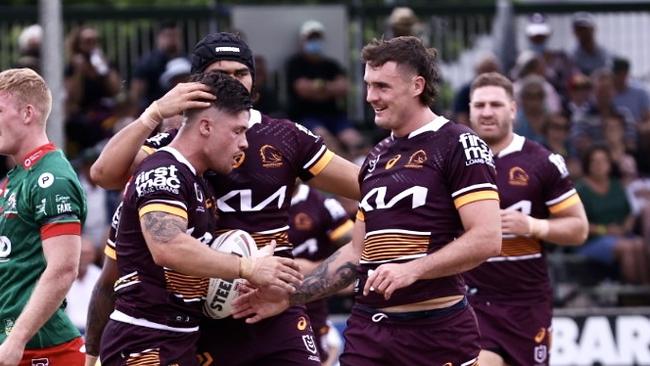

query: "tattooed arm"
xmin=233 ymin=220 xmax=365 ymax=323
xmin=140 ymin=211 xmax=302 ymax=289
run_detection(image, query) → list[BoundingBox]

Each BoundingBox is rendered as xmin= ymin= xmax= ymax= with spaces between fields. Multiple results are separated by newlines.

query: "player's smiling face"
xmin=469 ymin=85 xmax=516 ymax=146
xmin=365 ymin=61 xmax=419 ymax=132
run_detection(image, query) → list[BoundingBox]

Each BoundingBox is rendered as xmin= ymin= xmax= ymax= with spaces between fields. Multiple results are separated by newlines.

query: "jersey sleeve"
xmin=104 ymin=202 xmax=123 ymax=260
xmin=543 ymin=152 xmax=581 ymax=214
xmin=141 ymin=129 xmax=178 ymax=156
xmin=31 ymin=171 xmax=86 ymax=240
xmin=294 ymin=122 xmax=335 ymax=181
xmin=322 ymin=197 xmax=354 ymax=242
xmin=132 ymin=161 xmax=190 ymax=222
xmin=447 ymin=132 xmax=499 ymax=209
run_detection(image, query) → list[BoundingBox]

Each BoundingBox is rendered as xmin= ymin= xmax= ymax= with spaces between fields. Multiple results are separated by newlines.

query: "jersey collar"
xmin=22 ymin=142 xmax=56 ymax=169
xmin=290 ymin=184 xmax=310 ymax=206
xmin=392 ymin=116 xmax=449 ymax=140
xmin=496 ymin=134 xmax=525 ymax=158
xmin=159 ymin=146 xmax=197 ymax=175
xmin=248 ymin=108 xmax=262 ymax=128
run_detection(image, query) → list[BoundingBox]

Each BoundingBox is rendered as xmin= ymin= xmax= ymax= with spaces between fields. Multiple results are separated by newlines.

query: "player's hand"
xmin=241 ymin=241 xmax=303 ymax=292
xmin=363 ymin=263 xmax=418 ymax=300
xmin=142 ymin=82 xmax=216 ymax=124
xmin=500 ymin=209 xmax=531 ymax=236
xmin=231 ymin=286 xmax=290 ymax=324
xmin=0 ymin=338 xmax=25 ymax=366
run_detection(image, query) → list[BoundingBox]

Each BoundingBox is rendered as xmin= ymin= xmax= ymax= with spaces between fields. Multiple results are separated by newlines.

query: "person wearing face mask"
xmin=286 ymin=20 xmax=364 ymax=158
xmin=524 ymin=13 xmax=576 ymax=101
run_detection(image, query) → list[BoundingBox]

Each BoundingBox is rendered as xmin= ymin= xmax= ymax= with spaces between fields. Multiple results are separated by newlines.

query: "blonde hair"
xmin=0 ymin=68 xmax=52 ymax=125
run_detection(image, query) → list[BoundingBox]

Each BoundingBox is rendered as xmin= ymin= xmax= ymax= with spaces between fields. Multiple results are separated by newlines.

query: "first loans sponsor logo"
xmin=458 ymin=133 xmax=494 ymax=168
xmin=135 ymin=165 xmax=181 ymax=196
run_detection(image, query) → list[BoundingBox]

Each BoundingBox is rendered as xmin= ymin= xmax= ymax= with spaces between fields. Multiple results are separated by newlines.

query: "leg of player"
xmin=479 ymin=349 xmax=509 ymax=366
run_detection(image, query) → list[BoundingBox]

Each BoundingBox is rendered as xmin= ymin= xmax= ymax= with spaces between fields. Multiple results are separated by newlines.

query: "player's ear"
xmin=199 ymin=119 xmax=212 ymax=136
xmin=412 ymin=75 xmax=425 ymax=98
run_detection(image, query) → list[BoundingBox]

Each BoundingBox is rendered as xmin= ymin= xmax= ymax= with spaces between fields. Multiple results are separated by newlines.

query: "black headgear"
xmin=191 ymin=32 xmax=255 ymax=85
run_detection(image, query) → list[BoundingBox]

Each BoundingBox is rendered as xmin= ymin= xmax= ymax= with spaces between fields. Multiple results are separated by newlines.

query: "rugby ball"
xmin=203 ymin=230 xmax=259 ymax=319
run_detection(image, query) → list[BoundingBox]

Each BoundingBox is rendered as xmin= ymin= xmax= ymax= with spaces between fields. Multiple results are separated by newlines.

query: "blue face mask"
xmin=530 ymin=41 xmax=547 ymax=54
xmin=304 ymin=40 xmax=323 ymax=55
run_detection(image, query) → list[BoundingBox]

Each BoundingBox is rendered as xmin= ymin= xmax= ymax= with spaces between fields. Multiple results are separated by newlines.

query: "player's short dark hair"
xmin=188 ymin=71 xmax=251 ymax=116
xmin=158 ymin=21 xmax=178 ymax=31
xmin=361 ymin=36 xmax=440 ymax=107
xmin=470 ymin=72 xmax=514 ymax=100
xmin=612 ymin=57 xmax=630 ymax=74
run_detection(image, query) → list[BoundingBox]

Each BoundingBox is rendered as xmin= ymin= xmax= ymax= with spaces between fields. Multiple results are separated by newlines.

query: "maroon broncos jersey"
xmin=464 ymin=135 xmax=580 ymax=304
xmin=289 ymin=184 xmax=353 ymax=262
xmin=356 ymin=117 xmax=499 ymax=308
xmin=289 ymin=184 xmax=353 ymax=330
xmin=139 ymin=110 xmax=332 ymax=256
xmin=112 ymin=147 xmax=217 ymax=329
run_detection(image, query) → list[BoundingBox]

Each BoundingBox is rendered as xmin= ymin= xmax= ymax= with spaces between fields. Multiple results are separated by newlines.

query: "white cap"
xmin=159 ymin=57 xmax=192 ymax=89
xmin=525 ymin=13 xmax=551 ymax=37
xmin=300 ymin=20 xmax=325 ymax=38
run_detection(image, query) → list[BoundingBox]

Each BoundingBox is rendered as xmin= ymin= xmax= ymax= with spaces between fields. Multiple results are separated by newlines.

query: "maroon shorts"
xmin=99 ymin=319 xmax=199 ymax=366
xmin=470 ymin=298 xmax=552 ymax=366
xmin=340 ymin=298 xmax=480 ymax=366
xmin=197 ymin=305 xmax=321 ymax=366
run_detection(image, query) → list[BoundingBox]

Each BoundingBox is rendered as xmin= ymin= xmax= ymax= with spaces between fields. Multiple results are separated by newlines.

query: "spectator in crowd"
xmin=565 ymin=73 xmax=592 ymax=123
xmin=253 ymin=54 xmax=283 ymax=117
xmin=611 ymin=57 xmax=650 ymax=175
xmin=386 ymin=7 xmax=427 ymax=42
xmin=286 ymin=20 xmax=363 ymax=157
xmin=612 ymin=57 xmax=650 ymax=124
xmin=64 ymin=25 xmax=121 ymax=158
xmin=452 ymin=54 xmax=500 ymax=125
xmin=542 ymin=112 xmax=582 ymax=178
xmin=571 ymin=12 xmax=612 ymax=76
xmin=570 ymin=68 xmax=636 ymax=157
xmin=524 ymin=13 xmax=575 ymax=100
xmin=158 ymin=57 xmax=191 ymax=92
xmin=576 ymin=145 xmax=649 ymax=284
xmin=514 ymin=75 xmax=549 ymax=143
xmin=603 ymin=113 xmax=637 ymax=184
xmin=512 ymin=51 xmax=561 ymax=114
xmin=65 ymin=237 xmax=101 ymax=333
xmin=14 ymin=24 xmax=42 ymax=73
xmin=130 ymin=22 xmax=183 ymax=111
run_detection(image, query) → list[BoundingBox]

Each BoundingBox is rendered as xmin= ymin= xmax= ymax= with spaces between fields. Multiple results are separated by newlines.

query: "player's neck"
xmin=488 ymin=133 xmax=514 ymax=156
xmin=392 ymin=107 xmax=436 ymax=137
xmin=169 ymin=140 xmax=206 ymax=175
xmin=13 ymin=131 xmax=50 ymax=165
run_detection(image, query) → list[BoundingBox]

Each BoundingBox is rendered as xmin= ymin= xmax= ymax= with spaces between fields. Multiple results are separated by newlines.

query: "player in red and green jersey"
xmin=0 ymin=68 xmax=87 ymax=366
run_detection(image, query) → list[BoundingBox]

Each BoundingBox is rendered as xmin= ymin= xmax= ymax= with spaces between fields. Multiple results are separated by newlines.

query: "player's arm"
xmin=364 ymin=199 xmax=501 ymax=299
xmin=233 ymin=220 xmax=363 ymax=323
xmin=84 ymin=254 xmax=118 ymax=366
xmin=140 ymin=211 xmax=302 ymax=290
xmin=501 ymin=199 xmax=589 ymax=246
xmin=0 ymin=235 xmax=81 ymax=363
xmin=90 ymin=82 xmax=216 ymax=189
xmin=308 ymin=154 xmax=360 ymax=201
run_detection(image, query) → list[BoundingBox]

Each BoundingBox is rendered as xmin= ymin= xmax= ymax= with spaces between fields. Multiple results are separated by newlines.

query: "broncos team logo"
xmin=405 ymin=150 xmax=427 ymax=168
xmin=294 ymin=212 xmax=313 ymax=231
xmin=232 ymin=152 xmax=245 ymax=168
xmin=508 ymin=166 xmax=529 ymax=186
xmin=260 ymin=145 xmax=283 ymax=168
